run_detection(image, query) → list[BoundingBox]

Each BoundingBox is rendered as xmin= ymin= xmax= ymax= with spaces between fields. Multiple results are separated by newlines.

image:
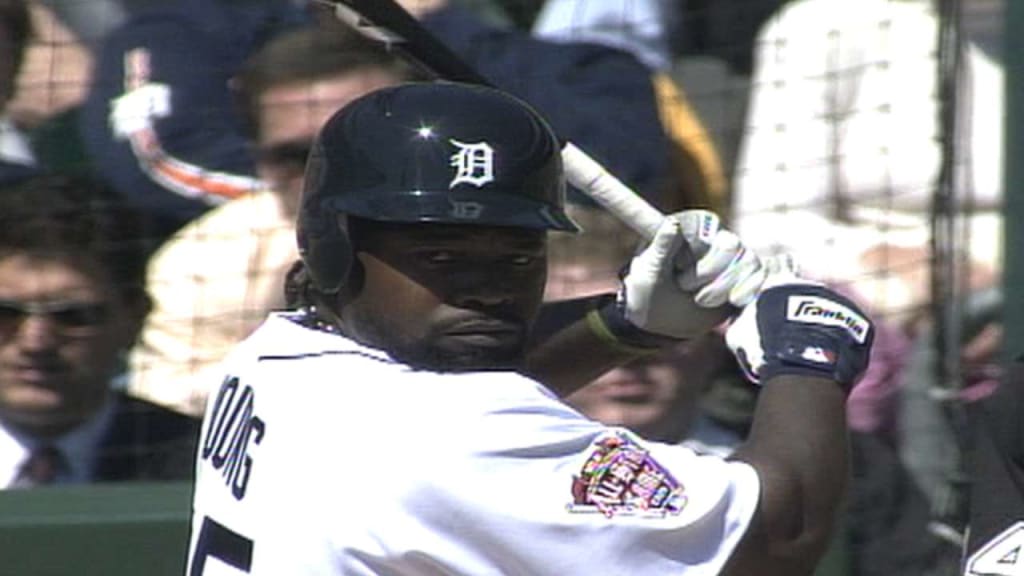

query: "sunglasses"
xmin=255 ymin=141 xmax=313 ymax=170
xmin=0 ymin=299 xmax=111 ymax=336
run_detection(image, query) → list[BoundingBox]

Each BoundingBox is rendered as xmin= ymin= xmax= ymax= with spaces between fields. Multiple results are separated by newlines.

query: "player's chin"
xmin=417 ymin=335 xmax=526 ymax=372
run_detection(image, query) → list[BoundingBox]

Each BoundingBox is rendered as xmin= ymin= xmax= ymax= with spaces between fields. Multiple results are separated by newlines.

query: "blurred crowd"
xmin=0 ymin=0 xmax=1009 ymax=575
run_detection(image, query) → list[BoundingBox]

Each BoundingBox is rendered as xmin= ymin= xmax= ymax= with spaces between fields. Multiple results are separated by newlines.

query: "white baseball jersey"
xmin=186 ymin=312 xmax=760 ymax=575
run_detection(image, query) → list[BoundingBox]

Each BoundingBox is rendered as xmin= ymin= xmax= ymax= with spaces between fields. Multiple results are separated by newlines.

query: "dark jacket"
xmin=423 ymin=6 xmax=673 ymax=210
xmin=91 ymin=392 xmax=200 ymax=483
xmin=79 ymin=0 xmax=311 ymax=238
xmin=80 ymin=3 xmax=672 ymax=239
xmin=963 ymin=361 xmax=1024 ymax=569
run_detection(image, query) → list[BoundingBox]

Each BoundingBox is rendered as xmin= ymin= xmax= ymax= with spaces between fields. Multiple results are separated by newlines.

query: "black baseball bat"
xmin=320 ymin=0 xmax=666 ymax=239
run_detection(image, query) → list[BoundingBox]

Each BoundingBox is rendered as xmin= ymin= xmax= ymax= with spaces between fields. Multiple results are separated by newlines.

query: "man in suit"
xmin=0 ymin=173 xmax=199 ymax=488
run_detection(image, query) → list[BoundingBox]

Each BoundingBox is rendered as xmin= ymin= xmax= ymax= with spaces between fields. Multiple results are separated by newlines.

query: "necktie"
xmin=13 ymin=445 xmax=63 ymax=487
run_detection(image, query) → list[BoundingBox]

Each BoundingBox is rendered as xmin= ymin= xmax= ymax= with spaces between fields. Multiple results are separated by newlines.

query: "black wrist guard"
xmin=586 ymin=295 xmax=683 ymax=354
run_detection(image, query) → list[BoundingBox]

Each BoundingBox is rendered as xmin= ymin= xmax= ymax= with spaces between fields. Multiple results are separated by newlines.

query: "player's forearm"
xmin=724 ymin=374 xmax=849 ymax=576
xmin=524 ymin=294 xmax=669 ymax=397
xmin=719 ymin=268 xmax=870 ymax=574
xmin=522 ymin=316 xmax=652 ymax=398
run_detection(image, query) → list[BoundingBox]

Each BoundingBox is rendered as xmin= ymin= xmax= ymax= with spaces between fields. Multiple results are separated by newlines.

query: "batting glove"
xmin=591 ymin=211 xmax=766 ymax=350
xmin=725 ymin=255 xmax=874 ymax=392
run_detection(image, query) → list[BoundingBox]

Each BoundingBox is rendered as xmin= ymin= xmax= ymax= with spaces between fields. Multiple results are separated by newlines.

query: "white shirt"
xmin=0 ymin=397 xmax=114 ymax=487
xmin=732 ymin=0 xmax=1003 ymax=320
xmin=128 ymin=189 xmax=295 ymax=416
xmin=186 ymin=312 xmax=760 ymax=575
xmin=0 ymin=115 xmax=36 ymax=166
xmin=532 ymin=0 xmax=676 ymax=71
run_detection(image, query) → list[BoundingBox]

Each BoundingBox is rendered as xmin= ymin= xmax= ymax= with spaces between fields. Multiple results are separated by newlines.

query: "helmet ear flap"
xmin=298 ymin=144 xmax=354 ymax=294
xmin=297 ymin=205 xmax=353 ymax=294
xmin=304 ymin=232 xmax=352 ymax=294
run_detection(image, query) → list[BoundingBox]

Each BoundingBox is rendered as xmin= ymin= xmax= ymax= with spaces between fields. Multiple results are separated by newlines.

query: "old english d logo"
xmin=449 ymin=139 xmax=495 ymax=188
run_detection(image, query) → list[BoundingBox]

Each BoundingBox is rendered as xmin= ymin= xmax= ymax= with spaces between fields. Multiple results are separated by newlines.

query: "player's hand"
xmin=109 ymin=82 xmax=171 ymax=139
xmin=725 ymin=255 xmax=874 ymax=391
xmin=605 ymin=210 xmax=765 ymax=344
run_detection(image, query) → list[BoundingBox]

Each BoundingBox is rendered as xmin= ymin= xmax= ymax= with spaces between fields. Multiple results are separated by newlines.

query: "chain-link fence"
xmin=0 ymin=1 xmax=1009 ymax=574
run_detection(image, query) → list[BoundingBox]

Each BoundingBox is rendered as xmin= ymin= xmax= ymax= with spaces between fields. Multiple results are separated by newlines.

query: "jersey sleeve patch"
xmin=567 ymin=430 xmax=687 ymax=518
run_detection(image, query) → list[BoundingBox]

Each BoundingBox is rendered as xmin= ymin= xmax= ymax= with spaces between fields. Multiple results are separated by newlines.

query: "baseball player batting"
xmin=185 ymin=82 xmax=875 ymax=575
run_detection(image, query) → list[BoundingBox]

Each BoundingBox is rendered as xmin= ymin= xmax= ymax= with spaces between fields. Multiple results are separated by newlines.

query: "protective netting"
xmin=0 ymin=1 xmax=1007 ymax=574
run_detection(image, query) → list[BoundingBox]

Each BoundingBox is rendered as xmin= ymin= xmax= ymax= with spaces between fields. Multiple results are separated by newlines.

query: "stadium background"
xmin=1 ymin=1 xmax=1015 ymax=574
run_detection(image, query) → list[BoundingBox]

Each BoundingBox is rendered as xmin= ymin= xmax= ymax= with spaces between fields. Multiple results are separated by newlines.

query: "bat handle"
xmin=560 ymin=143 xmax=664 ymax=240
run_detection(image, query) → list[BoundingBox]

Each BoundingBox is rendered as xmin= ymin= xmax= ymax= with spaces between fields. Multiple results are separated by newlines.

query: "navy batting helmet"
xmin=297 ymin=81 xmax=580 ymax=293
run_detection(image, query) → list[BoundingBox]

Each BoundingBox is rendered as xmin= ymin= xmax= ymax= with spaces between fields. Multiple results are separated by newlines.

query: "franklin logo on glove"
xmin=788 ymin=296 xmax=871 ymax=344
xmin=725 ymin=255 xmax=875 ymax=392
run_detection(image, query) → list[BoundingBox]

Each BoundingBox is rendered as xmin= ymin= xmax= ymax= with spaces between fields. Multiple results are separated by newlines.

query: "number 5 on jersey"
xmin=188 ymin=516 xmax=253 ymax=575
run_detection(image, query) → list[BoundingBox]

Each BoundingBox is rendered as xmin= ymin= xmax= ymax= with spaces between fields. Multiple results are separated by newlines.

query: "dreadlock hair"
xmin=283 ymin=217 xmax=376 ymax=333
xmin=283 ymin=259 xmax=315 ymax=310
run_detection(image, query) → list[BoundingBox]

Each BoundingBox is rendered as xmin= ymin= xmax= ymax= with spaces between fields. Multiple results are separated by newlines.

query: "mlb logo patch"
xmin=567 ymin=431 xmax=686 ymax=518
xmin=800 ymin=346 xmax=837 ymax=365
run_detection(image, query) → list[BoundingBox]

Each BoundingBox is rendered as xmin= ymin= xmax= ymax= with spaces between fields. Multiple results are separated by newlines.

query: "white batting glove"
xmin=591 ymin=211 xmax=766 ymax=350
xmin=725 ymin=255 xmax=874 ymax=391
xmin=109 ymin=82 xmax=171 ymax=139
xmin=624 ymin=211 xmax=764 ymax=335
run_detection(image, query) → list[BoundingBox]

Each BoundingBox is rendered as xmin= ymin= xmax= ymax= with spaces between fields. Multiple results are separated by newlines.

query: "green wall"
xmin=0 ymin=482 xmax=192 ymax=576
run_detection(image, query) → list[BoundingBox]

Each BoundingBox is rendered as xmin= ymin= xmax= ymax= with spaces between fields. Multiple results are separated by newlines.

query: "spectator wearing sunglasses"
xmin=0 ymin=173 xmax=199 ymax=488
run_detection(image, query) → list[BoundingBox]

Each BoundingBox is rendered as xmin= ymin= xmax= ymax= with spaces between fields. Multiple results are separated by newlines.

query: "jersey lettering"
xmin=202 ymin=376 xmax=266 ymax=500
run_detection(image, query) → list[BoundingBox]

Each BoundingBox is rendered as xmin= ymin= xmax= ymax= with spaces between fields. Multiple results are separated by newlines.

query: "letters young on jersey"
xmin=199 ymin=375 xmax=266 ymax=501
